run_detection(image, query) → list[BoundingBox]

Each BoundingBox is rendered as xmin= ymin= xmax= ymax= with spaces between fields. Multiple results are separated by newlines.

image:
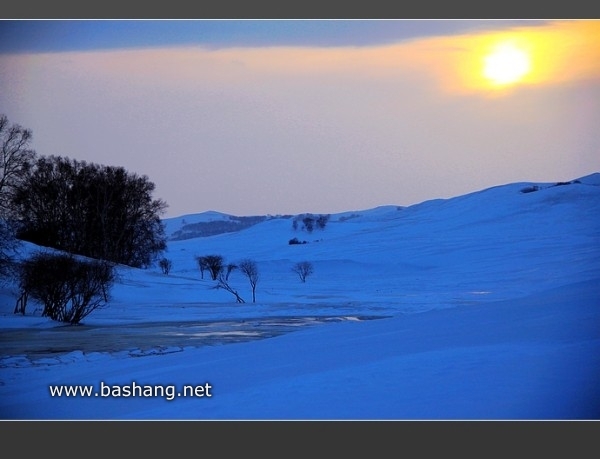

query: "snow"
xmin=1 ymin=173 xmax=599 ymax=420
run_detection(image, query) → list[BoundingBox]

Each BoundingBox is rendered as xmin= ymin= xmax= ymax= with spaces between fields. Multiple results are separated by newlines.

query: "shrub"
xmin=17 ymin=252 xmax=114 ymax=324
xmin=159 ymin=257 xmax=172 ymax=275
xmin=520 ymin=185 xmax=539 ymax=194
xmin=553 ymin=180 xmax=580 ymax=187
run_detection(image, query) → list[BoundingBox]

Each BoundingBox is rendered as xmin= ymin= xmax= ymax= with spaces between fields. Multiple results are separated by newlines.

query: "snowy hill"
xmin=151 ymin=174 xmax=599 ymax=311
xmin=1 ymin=173 xmax=599 ymax=420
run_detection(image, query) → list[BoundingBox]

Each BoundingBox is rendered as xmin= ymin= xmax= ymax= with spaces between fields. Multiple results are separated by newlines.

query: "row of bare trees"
xmin=291 ymin=213 xmax=330 ymax=232
xmin=195 ymin=255 xmax=260 ymax=303
xmin=193 ymin=255 xmax=314 ymax=303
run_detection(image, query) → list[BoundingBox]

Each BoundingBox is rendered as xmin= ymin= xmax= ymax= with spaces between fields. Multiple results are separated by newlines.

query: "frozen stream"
xmin=0 ymin=315 xmax=386 ymax=361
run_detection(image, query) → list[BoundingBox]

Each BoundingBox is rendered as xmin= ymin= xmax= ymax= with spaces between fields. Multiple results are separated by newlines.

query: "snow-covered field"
xmin=1 ymin=173 xmax=599 ymax=420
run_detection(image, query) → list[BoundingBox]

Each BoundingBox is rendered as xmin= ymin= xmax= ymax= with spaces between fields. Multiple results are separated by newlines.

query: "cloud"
xmin=0 ymin=20 xmax=598 ymax=217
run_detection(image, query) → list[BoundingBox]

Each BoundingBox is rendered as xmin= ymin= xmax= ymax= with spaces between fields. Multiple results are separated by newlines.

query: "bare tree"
xmin=292 ymin=261 xmax=313 ymax=283
xmin=0 ymin=114 xmax=36 ymax=218
xmin=238 ymin=258 xmax=259 ymax=303
xmin=316 ymin=214 xmax=330 ymax=230
xmin=196 ymin=256 xmax=208 ymax=279
xmin=0 ymin=114 xmax=36 ymax=278
xmin=0 ymin=219 xmax=18 ymax=280
xmin=213 ymin=273 xmax=245 ymax=303
xmin=302 ymin=216 xmax=314 ymax=233
xmin=196 ymin=255 xmax=224 ymax=280
xmin=225 ymin=263 xmax=237 ymax=280
xmin=159 ymin=257 xmax=172 ymax=275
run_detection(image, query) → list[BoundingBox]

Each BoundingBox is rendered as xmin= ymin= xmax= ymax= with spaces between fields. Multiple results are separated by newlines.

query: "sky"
xmin=1 ymin=19 xmax=599 ymax=218
xmin=1 ymin=172 xmax=599 ymax=419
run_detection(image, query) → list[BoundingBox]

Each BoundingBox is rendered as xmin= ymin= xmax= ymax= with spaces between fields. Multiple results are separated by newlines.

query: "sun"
xmin=482 ymin=42 xmax=532 ymax=86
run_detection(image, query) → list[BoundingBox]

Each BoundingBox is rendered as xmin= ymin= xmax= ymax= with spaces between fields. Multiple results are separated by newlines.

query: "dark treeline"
xmin=2 ymin=113 xmax=168 ymax=323
xmin=12 ymin=155 xmax=167 ymax=268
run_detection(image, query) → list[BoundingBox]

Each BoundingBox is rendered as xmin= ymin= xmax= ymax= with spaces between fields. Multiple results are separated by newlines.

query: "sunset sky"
xmin=1 ymin=20 xmax=599 ymax=218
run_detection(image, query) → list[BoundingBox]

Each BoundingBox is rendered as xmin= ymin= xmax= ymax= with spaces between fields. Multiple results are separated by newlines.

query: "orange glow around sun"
xmin=422 ymin=20 xmax=600 ymax=96
xmin=482 ymin=41 xmax=531 ymax=86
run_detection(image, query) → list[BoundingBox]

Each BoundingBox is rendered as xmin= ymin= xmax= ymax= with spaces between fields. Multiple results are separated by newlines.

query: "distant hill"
xmin=165 ymin=214 xmax=282 ymax=241
xmin=162 ymin=172 xmax=600 ymax=242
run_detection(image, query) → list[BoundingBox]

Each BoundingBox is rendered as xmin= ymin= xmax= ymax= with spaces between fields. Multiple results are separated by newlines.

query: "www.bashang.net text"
xmin=48 ymin=381 xmax=213 ymax=402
